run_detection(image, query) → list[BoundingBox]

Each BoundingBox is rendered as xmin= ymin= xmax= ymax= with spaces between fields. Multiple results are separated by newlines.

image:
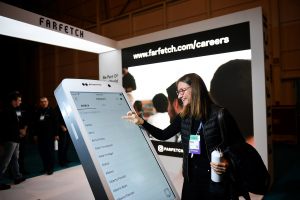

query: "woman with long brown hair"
xmin=123 ymin=73 xmax=246 ymax=200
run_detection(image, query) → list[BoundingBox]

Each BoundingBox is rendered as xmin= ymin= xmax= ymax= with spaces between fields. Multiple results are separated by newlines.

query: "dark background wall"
xmin=0 ymin=35 xmax=39 ymax=106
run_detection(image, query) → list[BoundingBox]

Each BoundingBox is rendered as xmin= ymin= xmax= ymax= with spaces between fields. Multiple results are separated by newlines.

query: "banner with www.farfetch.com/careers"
xmin=122 ymin=22 xmax=253 ymax=158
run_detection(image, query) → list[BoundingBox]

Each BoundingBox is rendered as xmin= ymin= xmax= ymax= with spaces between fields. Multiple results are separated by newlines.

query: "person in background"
xmin=55 ymin=106 xmax=72 ymax=168
xmin=10 ymin=91 xmax=30 ymax=176
xmin=122 ymin=66 xmax=136 ymax=92
xmin=133 ymin=100 xmax=144 ymax=119
xmin=166 ymin=82 xmax=183 ymax=143
xmin=33 ymin=97 xmax=59 ymax=175
xmin=0 ymin=92 xmax=26 ymax=190
xmin=148 ymin=93 xmax=176 ymax=142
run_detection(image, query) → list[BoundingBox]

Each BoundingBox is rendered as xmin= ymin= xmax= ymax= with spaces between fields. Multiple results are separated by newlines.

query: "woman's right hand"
xmin=122 ymin=111 xmax=144 ymax=125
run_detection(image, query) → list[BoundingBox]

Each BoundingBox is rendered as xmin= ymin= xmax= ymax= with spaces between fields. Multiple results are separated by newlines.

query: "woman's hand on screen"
xmin=122 ymin=111 xmax=144 ymax=125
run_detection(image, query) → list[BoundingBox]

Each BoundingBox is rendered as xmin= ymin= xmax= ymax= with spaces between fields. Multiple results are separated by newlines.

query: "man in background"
xmin=13 ymin=91 xmax=30 ymax=176
xmin=148 ymin=93 xmax=175 ymax=142
xmin=33 ymin=97 xmax=59 ymax=175
xmin=0 ymin=92 xmax=26 ymax=190
xmin=122 ymin=66 xmax=136 ymax=92
xmin=166 ymin=82 xmax=183 ymax=142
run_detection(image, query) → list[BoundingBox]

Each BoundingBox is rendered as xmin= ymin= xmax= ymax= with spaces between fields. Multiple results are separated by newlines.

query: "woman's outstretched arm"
xmin=122 ymin=111 xmax=181 ymax=141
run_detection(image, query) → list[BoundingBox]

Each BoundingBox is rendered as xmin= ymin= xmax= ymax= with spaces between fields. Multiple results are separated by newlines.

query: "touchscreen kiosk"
xmin=54 ymin=79 xmax=179 ymax=200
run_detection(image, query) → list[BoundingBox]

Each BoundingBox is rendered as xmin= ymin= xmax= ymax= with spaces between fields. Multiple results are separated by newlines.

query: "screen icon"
xmin=164 ymin=188 xmax=171 ymax=197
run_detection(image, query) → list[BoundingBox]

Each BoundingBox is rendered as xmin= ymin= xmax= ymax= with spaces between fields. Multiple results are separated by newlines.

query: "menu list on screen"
xmin=71 ymin=92 xmax=175 ymax=200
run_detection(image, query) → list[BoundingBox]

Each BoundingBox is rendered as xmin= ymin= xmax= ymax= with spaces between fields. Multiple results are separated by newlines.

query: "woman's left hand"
xmin=210 ymin=157 xmax=231 ymax=175
xmin=122 ymin=111 xmax=144 ymax=125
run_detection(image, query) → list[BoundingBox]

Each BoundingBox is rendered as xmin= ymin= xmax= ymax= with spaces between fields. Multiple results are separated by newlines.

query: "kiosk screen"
xmin=70 ymin=91 xmax=175 ymax=200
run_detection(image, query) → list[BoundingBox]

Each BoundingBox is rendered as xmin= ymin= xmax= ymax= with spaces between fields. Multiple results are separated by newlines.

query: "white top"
xmin=148 ymin=112 xmax=176 ymax=142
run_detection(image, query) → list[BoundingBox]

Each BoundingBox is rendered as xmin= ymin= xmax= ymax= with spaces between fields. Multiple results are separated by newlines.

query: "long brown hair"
xmin=176 ymin=73 xmax=215 ymax=120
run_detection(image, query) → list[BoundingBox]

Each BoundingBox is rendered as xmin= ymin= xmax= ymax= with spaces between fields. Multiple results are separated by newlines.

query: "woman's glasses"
xmin=176 ymin=87 xmax=191 ymax=95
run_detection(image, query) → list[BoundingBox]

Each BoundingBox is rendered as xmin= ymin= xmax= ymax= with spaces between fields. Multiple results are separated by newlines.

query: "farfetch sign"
xmin=151 ymin=141 xmax=183 ymax=158
xmin=39 ymin=17 xmax=84 ymax=38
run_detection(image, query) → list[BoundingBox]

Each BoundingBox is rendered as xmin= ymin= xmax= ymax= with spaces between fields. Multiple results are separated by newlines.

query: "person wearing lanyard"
xmin=33 ymin=97 xmax=59 ymax=175
xmin=7 ymin=103 xmax=30 ymax=179
xmin=0 ymin=92 xmax=26 ymax=190
xmin=123 ymin=73 xmax=246 ymax=200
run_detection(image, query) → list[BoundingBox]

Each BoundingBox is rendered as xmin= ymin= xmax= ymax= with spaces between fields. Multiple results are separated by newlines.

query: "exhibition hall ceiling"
xmin=1 ymin=0 xmax=165 ymax=31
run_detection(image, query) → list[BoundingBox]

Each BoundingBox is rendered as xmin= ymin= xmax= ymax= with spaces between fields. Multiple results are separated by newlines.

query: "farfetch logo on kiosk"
xmin=157 ymin=144 xmax=183 ymax=153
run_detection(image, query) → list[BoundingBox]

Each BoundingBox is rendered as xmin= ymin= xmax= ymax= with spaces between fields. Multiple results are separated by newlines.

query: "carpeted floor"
xmin=262 ymin=143 xmax=300 ymax=200
xmin=271 ymin=143 xmax=300 ymax=183
xmin=263 ymin=159 xmax=300 ymax=200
